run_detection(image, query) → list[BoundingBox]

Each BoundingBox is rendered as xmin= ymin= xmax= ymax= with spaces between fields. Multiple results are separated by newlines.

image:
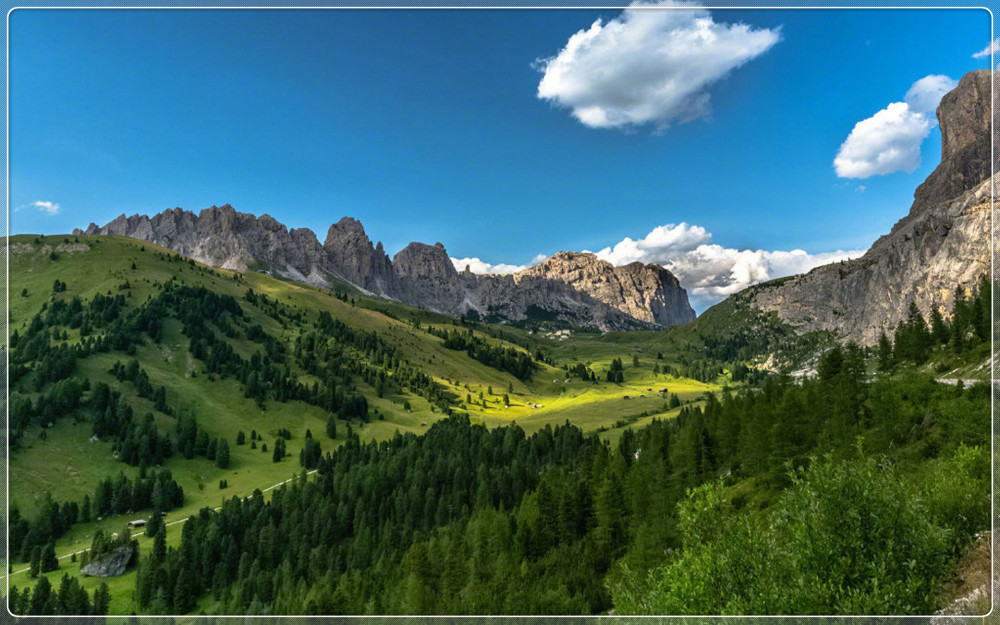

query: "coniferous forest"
xmin=6 ymin=235 xmax=992 ymax=616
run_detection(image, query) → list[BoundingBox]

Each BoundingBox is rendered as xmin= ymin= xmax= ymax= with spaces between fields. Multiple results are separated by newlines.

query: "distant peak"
xmin=325 ymin=216 xmax=371 ymax=248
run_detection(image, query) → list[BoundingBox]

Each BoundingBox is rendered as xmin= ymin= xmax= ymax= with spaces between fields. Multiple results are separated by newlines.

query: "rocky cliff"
xmin=80 ymin=205 xmax=332 ymax=286
xmin=519 ymin=252 xmax=695 ymax=326
xmin=77 ymin=210 xmax=695 ymax=331
xmin=743 ymin=70 xmax=994 ymax=346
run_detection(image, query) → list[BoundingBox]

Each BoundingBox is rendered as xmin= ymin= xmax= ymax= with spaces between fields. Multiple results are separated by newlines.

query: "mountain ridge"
xmin=76 ymin=207 xmax=696 ymax=331
xmin=734 ymin=69 xmax=994 ymax=346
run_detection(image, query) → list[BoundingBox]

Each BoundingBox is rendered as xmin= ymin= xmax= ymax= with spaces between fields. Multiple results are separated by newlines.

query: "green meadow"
xmin=7 ymin=234 xmax=731 ymax=613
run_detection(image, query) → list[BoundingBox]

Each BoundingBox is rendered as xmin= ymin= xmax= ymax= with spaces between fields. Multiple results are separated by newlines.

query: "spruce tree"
xmin=930 ymin=308 xmax=949 ymax=344
xmin=153 ymin=530 xmax=166 ymax=562
xmin=29 ymin=575 xmax=52 ymax=615
xmin=876 ymin=333 xmax=894 ymax=373
xmin=91 ymin=582 xmax=111 ymax=615
xmin=29 ymin=546 xmax=41 ymax=578
xmin=41 ymin=542 xmax=59 ymax=572
xmin=215 ymin=439 xmax=230 ymax=469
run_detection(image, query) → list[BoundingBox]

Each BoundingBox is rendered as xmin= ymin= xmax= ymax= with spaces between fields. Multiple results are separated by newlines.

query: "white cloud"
xmin=972 ymin=37 xmax=999 ymax=58
xmin=856 ymin=185 xmax=866 ymax=193
xmin=451 ymin=257 xmax=531 ymax=275
xmin=457 ymin=221 xmax=866 ymax=312
xmin=833 ymin=102 xmax=930 ymax=178
xmin=592 ymin=222 xmax=711 ymax=264
xmin=593 ymin=222 xmax=865 ymax=312
xmin=904 ymin=74 xmax=957 ymax=114
xmin=20 ymin=200 xmax=61 ymax=215
xmin=664 ymin=246 xmax=865 ymax=311
xmin=535 ymin=0 xmax=781 ymax=130
xmin=833 ymin=74 xmax=956 ymax=179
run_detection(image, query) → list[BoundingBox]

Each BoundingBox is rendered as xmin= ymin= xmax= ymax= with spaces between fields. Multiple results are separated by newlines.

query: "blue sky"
xmin=9 ymin=7 xmax=993 ymax=310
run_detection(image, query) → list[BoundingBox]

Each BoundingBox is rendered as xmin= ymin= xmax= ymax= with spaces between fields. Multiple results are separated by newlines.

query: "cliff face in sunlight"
xmin=744 ymin=70 xmax=993 ymax=346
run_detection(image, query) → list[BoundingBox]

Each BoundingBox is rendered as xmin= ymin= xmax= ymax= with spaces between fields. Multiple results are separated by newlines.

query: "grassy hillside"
xmin=7 ymin=234 xmax=729 ymax=613
xmin=7 ymin=234 xmax=989 ymax=617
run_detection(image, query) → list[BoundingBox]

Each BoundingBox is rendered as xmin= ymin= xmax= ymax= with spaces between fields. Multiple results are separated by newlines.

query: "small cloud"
xmin=535 ymin=0 xmax=781 ymax=131
xmin=856 ymin=185 xmax=866 ymax=193
xmin=833 ymin=74 xmax=956 ymax=179
xmin=451 ymin=257 xmax=530 ymax=275
xmin=972 ymin=37 xmax=999 ymax=58
xmin=21 ymin=200 xmax=61 ymax=215
xmin=904 ymin=74 xmax=957 ymax=114
xmin=530 ymin=253 xmax=549 ymax=264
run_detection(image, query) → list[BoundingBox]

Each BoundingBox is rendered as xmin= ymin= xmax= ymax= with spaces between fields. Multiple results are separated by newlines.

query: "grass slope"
xmin=7 ymin=234 xmax=731 ymax=614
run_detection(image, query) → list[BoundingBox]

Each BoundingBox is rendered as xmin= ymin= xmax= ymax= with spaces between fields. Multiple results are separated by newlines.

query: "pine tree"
xmin=930 ymin=307 xmax=949 ymax=344
xmin=215 ymin=439 xmax=231 ymax=469
xmin=80 ymin=494 xmax=91 ymax=523
xmin=29 ymin=546 xmax=41 ymax=578
xmin=29 ymin=575 xmax=52 ymax=614
xmin=153 ymin=529 xmax=166 ymax=562
xmin=91 ymin=582 xmax=111 ymax=615
xmin=146 ymin=510 xmax=163 ymax=539
xmin=876 ymin=333 xmax=894 ymax=373
xmin=173 ymin=566 xmax=196 ymax=613
xmin=41 ymin=542 xmax=59 ymax=572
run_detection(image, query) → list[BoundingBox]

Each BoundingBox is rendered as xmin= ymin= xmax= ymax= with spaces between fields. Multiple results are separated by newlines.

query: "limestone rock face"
xmin=76 ymin=205 xmax=696 ymax=330
xmin=519 ymin=252 xmax=696 ymax=326
xmin=76 ymin=204 xmax=330 ymax=284
xmin=392 ymin=242 xmax=466 ymax=312
xmin=744 ymin=70 xmax=994 ymax=346
xmin=323 ymin=217 xmax=398 ymax=296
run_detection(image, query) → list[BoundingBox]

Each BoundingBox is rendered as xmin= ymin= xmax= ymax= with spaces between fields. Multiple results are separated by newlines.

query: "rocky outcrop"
xmin=80 ymin=544 xmax=136 ymax=577
xmin=385 ymin=244 xmax=691 ymax=331
xmin=323 ymin=217 xmax=398 ymax=296
xmin=77 ymin=205 xmax=331 ymax=285
xmin=743 ymin=70 xmax=994 ymax=345
xmin=77 ymin=209 xmax=695 ymax=331
xmin=519 ymin=252 xmax=696 ymax=326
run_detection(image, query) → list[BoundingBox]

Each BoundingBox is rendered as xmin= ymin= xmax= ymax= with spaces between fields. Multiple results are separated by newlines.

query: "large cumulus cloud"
xmin=833 ymin=75 xmax=956 ymax=179
xmin=592 ymin=223 xmax=865 ymax=311
xmin=535 ymin=1 xmax=781 ymax=130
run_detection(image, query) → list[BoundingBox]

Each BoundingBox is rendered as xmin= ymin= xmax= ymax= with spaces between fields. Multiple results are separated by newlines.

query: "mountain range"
xmin=74 ymin=210 xmax=695 ymax=331
xmin=74 ymin=69 xmax=993 ymax=344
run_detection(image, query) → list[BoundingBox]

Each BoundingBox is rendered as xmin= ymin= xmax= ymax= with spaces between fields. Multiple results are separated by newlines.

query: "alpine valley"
xmin=7 ymin=70 xmax=993 ymax=617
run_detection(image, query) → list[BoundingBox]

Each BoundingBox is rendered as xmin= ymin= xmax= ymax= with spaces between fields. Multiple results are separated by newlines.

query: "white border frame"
xmin=3 ymin=4 xmax=995 ymax=620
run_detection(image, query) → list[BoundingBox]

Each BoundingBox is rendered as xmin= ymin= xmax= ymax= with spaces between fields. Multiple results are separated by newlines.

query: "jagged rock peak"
xmin=521 ymin=251 xmax=696 ymax=326
xmin=324 ymin=216 xmax=369 ymax=245
xmin=393 ymin=241 xmax=457 ymax=280
xmin=743 ymin=69 xmax=994 ymax=346
xmin=77 ymin=205 xmax=698 ymax=330
xmin=911 ymin=69 xmax=993 ymax=215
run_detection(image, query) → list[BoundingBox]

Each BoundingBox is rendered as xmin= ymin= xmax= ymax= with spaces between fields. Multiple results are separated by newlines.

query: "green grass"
xmin=7 ymin=233 xmax=738 ymax=614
